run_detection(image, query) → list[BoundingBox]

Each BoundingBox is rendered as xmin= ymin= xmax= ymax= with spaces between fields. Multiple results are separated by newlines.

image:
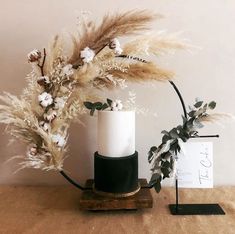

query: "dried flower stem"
xmin=116 ymin=54 xmax=148 ymax=63
xmin=37 ymin=48 xmax=46 ymax=76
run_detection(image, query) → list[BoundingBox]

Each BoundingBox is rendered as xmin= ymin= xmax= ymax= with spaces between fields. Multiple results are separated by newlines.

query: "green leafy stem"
xmin=84 ymin=99 xmax=113 ymax=116
xmin=148 ymin=99 xmax=216 ymax=193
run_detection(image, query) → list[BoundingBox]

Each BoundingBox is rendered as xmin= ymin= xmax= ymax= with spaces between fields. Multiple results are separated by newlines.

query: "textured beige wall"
xmin=0 ymin=0 xmax=235 ymax=186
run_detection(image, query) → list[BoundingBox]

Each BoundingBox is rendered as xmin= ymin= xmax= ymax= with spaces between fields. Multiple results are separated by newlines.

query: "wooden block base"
xmin=79 ymin=179 xmax=153 ymax=211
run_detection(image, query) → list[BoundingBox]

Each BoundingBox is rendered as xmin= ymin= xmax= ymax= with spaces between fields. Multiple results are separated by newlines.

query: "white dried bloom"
xmin=114 ymin=46 xmax=123 ymax=55
xmin=54 ymin=97 xmax=66 ymax=110
xmin=38 ymin=92 xmax=53 ymax=107
xmin=80 ymin=47 xmax=95 ymax=63
xmin=111 ymin=99 xmax=123 ymax=111
xmin=109 ymin=38 xmax=123 ymax=55
xmin=27 ymin=49 xmax=41 ymax=63
xmin=43 ymin=109 xmax=57 ymax=122
xmin=52 ymin=134 xmax=66 ymax=147
xmin=39 ymin=121 xmax=51 ymax=132
xmin=109 ymin=38 xmax=121 ymax=49
xmin=62 ymin=64 xmax=74 ymax=76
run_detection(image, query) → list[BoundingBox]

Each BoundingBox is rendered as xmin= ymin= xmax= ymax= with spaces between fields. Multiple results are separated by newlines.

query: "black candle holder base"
xmin=169 ymin=204 xmax=225 ymax=215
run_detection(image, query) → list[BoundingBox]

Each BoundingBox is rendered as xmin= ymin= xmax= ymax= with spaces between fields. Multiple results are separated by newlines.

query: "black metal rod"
xmin=176 ymin=177 xmax=179 ymax=213
xmin=169 ymin=81 xmax=188 ymax=119
xmin=59 ymin=170 xmax=90 ymax=191
xmin=168 ymin=80 xmax=188 ymax=210
xmin=191 ymin=135 xmax=219 ymax=138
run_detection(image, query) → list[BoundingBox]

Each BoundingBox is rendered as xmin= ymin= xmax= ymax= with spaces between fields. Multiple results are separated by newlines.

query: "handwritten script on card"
xmin=177 ymin=142 xmax=213 ymax=188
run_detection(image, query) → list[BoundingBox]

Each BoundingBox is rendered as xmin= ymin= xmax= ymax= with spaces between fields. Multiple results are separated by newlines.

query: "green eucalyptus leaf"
xmin=102 ymin=103 xmax=109 ymax=110
xmin=84 ymin=101 xmax=93 ymax=110
xmin=162 ymin=135 xmax=171 ymax=143
xmin=148 ymin=146 xmax=157 ymax=162
xmin=150 ymin=146 xmax=158 ymax=152
xmin=154 ymin=179 xmax=161 ymax=193
xmin=94 ymin=102 xmax=103 ymax=110
xmin=194 ymin=101 xmax=203 ymax=108
xmin=188 ymin=110 xmax=196 ymax=117
xmin=169 ymin=128 xmax=179 ymax=139
xmin=208 ymin=101 xmax=216 ymax=109
xmin=161 ymin=130 xmax=169 ymax=136
xmin=107 ymin=99 xmax=113 ymax=106
xmin=162 ymin=167 xmax=170 ymax=179
xmin=150 ymin=173 xmax=162 ymax=193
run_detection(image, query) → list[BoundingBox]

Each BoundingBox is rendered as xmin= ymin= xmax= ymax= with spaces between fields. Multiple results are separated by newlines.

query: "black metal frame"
xmin=167 ymin=81 xmax=225 ymax=215
xmin=59 ymin=79 xmax=225 ymax=215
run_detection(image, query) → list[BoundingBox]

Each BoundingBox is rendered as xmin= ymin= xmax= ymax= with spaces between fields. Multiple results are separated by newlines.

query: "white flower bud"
xmin=80 ymin=47 xmax=95 ymax=63
xmin=111 ymin=99 xmax=123 ymax=111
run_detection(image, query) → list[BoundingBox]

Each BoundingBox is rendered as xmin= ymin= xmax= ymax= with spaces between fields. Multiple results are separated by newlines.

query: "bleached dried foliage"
xmin=0 ymin=10 xmax=185 ymax=171
xmin=110 ymin=62 xmax=174 ymax=83
xmin=123 ymin=31 xmax=187 ymax=56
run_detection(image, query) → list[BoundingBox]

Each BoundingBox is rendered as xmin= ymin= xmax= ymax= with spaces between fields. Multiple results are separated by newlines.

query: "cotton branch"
xmin=37 ymin=48 xmax=46 ymax=76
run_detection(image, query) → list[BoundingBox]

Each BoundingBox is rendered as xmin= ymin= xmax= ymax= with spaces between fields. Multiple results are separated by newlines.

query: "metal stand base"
xmin=169 ymin=204 xmax=225 ymax=215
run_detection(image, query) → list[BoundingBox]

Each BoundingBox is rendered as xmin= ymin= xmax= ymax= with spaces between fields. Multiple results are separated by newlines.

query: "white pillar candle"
xmin=97 ymin=111 xmax=135 ymax=157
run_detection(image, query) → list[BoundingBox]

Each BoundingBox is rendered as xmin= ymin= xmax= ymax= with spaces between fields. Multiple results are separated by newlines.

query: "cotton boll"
xmin=52 ymin=134 xmax=66 ymax=147
xmin=38 ymin=92 xmax=53 ymax=107
xmin=80 ymin=47 xmax=95 ymax=63
xmin=27 ymin=49 xmax=41 ymax=63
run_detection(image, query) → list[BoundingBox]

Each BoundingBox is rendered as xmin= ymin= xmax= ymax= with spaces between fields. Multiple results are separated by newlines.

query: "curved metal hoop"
xmin=59 ymin=80 xmax=189 ymax=190
xmin=59 ymin=60 xmax=219 ymax=190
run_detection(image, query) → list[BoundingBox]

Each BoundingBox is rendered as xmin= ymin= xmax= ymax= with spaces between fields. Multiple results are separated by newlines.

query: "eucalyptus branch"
xmin=84 ymin=98 xmax=112 ymax=116
xmin=148 ymin=99 xmax=217 ymax=193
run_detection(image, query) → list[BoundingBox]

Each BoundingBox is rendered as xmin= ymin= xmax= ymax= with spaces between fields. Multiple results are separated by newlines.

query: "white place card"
xmin=177 ymin=142 xmax=213 ymax=188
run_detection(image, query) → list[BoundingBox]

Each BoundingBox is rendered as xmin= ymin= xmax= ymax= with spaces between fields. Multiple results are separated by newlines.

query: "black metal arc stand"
xmin=168 ymin=81 xmax=225 ymax=215
xmin=59 ymin=80 xmax=226 ymax=215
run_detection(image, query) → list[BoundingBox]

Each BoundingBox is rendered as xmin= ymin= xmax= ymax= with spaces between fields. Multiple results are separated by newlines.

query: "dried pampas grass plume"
xmin=69 ymin=10 xmax=161 ymax=66
xmin=123 ymin=32 xmax=187 ymax=57
xmin=0 ymin=10 xmax=188 ymax=172
xmin=110 ymin=62 xmax=174 ymax=83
